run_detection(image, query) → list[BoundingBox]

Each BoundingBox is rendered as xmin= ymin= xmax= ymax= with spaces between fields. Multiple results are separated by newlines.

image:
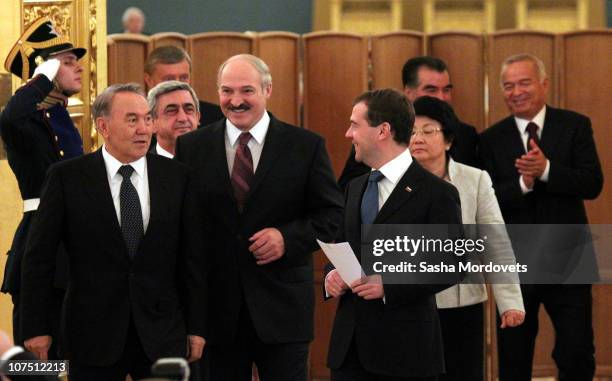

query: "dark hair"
xmin=145 ymin=46 xmax=192 ymax=75
xmin=353 ymin=89 xmax=415 ymax=145
xmin=412 ymin=96 xmax=458 ymax=147
xmin=402 ymin=56 xmax=448 ymax=88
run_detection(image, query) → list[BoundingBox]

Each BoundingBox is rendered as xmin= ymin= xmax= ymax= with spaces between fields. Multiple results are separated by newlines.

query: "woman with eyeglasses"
xmin=410 ymin=96 xmax=525 ymax=381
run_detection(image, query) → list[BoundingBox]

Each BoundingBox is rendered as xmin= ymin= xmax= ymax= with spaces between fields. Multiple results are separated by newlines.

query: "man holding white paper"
xmin=325 ymin=89 xmax=463 ymax=381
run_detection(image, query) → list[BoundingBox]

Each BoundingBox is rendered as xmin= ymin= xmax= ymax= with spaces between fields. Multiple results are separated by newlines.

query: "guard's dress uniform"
xmin=1 ymin=74 xmax=83 ymax=353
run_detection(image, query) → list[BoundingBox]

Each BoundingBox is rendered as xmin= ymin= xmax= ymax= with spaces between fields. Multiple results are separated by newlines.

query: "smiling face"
xmin=53 ymin=51 xmax=83 ymax=96
xmin=153 ymin=89 xmax=199 ymax=152
xmin=409 ymin=116 xmax=449 ymax=167
xmin=501 ymin=60 xmax=548 ymax=120
xmin=97 ymin=91 xmax=152 ymax=163
xmin=346 ymin=102 xmax=382 ymax=167
xmin=218 ymin=59 xmax=271 ymax=131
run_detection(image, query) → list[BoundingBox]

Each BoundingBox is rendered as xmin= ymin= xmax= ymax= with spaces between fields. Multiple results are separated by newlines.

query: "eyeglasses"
xmin=411 ymin=126 xmax=442 ymax=137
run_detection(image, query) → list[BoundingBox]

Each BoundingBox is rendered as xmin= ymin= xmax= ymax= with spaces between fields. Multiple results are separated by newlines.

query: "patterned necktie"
xmin=231 ymin=132 xmax=254 ymax=212
xmin=118 ymin=165 xmax=144 ymax=259
xmin=526 ymin=122 xmax=540 ymax=150
xmin=361 ymin=170 xmax=385 ymax=225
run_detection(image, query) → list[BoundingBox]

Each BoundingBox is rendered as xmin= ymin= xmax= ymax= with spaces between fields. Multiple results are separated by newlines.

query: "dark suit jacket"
xmin=175 ymin=113 xmax=343 ymax=345
xmin=338 ymin=120 xmax=479 ymax=190
xmin=480 ymin=106 xmax=603 ymax=283
xmin=327 ymin=159 xmax=463 ymax=378
xmin=198 ymin=100 xmax=224 ymax=127
xmin=20 ymin=151 xmax=205 ymax=366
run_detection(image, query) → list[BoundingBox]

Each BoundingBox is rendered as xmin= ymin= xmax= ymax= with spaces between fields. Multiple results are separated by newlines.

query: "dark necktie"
xmin=526 ymin=122 xmax=540 ymax=150
xmin=361 ymin=170 xmax=385 ymax=225
xmin=231 ymin=132 xmax=254 ymax=211
xmin=118 ymin=165 xmax=144 ymax=259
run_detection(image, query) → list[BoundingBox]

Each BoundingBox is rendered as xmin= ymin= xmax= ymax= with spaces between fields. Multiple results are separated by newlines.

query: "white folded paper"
xmin=316 ymin=239 xmax=364 ymax=285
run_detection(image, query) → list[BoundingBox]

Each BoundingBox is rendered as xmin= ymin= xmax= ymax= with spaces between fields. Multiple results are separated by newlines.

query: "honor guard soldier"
xmin=1 ymin=17 xmax=86 ymax=356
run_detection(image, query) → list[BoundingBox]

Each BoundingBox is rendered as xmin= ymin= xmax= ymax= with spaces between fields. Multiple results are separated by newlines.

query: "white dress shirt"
xmin=514 ymin=105 xmax=550 ymax=193
xmin=102 ymin=146 xmax=151 ymax=232
xmin=225 ymin=111 xmax=270 ymax=174
xmin=325 ymin=148 xmax=413 ymax=299
xmin=375 ymin=148 xmax=413 ymax=210
xmin=156 ymin=142 xmax=174 ymax=159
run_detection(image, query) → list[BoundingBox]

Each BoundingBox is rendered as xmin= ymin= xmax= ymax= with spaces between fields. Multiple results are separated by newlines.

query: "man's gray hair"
xmin=92 ymin=83 xmax=144 ymax=120
xmin=217 ymin=54 xmax=272 ymax=90
xmin=147 ymin=80 xmax=200 ymax=118
xmin=122 ymin=7 xmax=145 ymax=25
xmin=501 ymin=53 xmax=548 ymax=84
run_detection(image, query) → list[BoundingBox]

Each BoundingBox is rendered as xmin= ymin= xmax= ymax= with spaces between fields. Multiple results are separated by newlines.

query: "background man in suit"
xmin=20 ymin=84 xmax=205 ymax=381
xmin=0 ymin=17 xmax=86 ymax=357
xmin=325 ymin=89 xmax=463 ymax=381
xmin=144 ymin=45 xmax=224 ymax=127
xmin=479 ymin=53 xmax=603 ymax=381
xmin=175 ymin=54 xmax=343 ymax=381
xmin=148 ymin=81 xmax=200 ymax=158
xmin=338 ymin=56 xmax=480 ymax=189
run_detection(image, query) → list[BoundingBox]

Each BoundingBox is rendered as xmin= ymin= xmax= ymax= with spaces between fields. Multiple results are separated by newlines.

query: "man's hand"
xmin=24 ymin=335 xmax=51 ymax=360
xmin=500 ymin=309 xmax=526 ymax=328
xmin=515 ymin=139 xmax=548 ymax=178
xmin=350 ymin=275 xmax=384 ymax=300
xmin=325 ymin=270 xmax=349 ymax=298
xmin=521 ymin=174 xmax=535 ymax=190
xmin=249 ymin=228 xmax=285 ymax=265
xmin=186 ymin=335 xmax=205 ymax=362
xmin=33 ymin=58 xmax=60 ymax=82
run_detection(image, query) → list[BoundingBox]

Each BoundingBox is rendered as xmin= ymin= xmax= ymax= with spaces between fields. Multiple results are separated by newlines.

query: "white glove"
xmin=33 ymin=58 xmax=60 ymax=81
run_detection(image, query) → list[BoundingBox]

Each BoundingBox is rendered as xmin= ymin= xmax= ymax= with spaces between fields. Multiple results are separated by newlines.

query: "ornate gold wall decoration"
xmin=88 ymin=0 xmax=99 ymax=150
xmin=23 ymin=3 xmax=72 ymax=35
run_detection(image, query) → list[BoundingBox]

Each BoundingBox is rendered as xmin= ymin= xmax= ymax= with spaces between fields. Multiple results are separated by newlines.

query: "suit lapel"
xmin=211 ymin=122 xmax=235 ymax=199
xmin=82 ymin=150 xmax=127 ymax=255
xmin=247 ymin=114 xmax=284 ymax=200
xmin=539 ymin=106 xmax=561 ymax=159
xmin=375 ymin=160 xmax=422 ymax=223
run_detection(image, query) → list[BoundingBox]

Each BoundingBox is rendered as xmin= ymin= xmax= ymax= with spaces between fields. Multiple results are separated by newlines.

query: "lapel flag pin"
xmin=405 ymin=186 xmax=412 ymax=192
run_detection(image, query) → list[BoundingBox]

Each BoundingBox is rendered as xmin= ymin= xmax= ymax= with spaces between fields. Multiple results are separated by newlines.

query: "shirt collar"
xmin=226 ymin=111 xmax=270 ymax=146
xmin=156 ymin=143 xmax=174 ymax=158
xmin=376 ymin=148 xmax=413 ymax=185
xmin=515 ymin=105 xmax=546 ymax=135
xmin=102 ymin=145 xmax=147 ymax=179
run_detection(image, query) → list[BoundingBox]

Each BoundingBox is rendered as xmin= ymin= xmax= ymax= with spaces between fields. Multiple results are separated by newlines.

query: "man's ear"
xmin=144 ymin=73 xmax=153 ymax=92
xmin=379 ymin=122 xmax=392 ymax=140
xmin=95 ymin=117 xmax=109 ymax=139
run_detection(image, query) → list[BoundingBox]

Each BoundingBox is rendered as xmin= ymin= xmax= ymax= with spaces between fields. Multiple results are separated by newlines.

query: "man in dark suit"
xmin=338 ymin=56 xmax=480 ymax=189
xmin=20 ymin=84 xmax=206 ymax=381
xmin=1 ymin=17 xmax=86 ymax=356
xmin=175 ymin=54 xmax=343 ymax=381
xmin=144 ymin=45 xmax=224 ymax=127
xmin=325 ymin=89 xmax=463 ymax=380
xmin=147 ymin=81 xmax=200 ymax=158
xmin=479 ymin=53 xmax=603 ymax=381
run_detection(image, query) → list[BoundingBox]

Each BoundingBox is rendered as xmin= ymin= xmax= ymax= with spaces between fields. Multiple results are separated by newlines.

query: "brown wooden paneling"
xmin=559 ymin=30 xmax=612 ymax=226
xmin=303 ymin=31 xmax=368 ymax=380
xmin=303 ymin=32 xmax=368 ymax=176
xmin=428 ymin=32 xmax=485 ymax=131
xmin=255 ymin=32 xmax=300 ymax=126
xmin=370 ymin=31 xmax=425 ymax=91
xmin=487 ymin=31 xmax=557 ymax=127
xmin=149 ymin=32 xmax=188 ymax=51
xmin=187 ymin=32 xmax=254 ymax=104
xmin=107 ymin=33 xmax=150 ymax=87
xmin=560 ymin=30 xmax=612 ymax=378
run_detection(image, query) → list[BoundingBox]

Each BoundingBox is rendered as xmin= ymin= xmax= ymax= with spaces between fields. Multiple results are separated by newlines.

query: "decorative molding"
xmin=23 ymin=4 xmax=71 ymax=34
xmin=88 ymin=0 xmax=98 ymax=151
